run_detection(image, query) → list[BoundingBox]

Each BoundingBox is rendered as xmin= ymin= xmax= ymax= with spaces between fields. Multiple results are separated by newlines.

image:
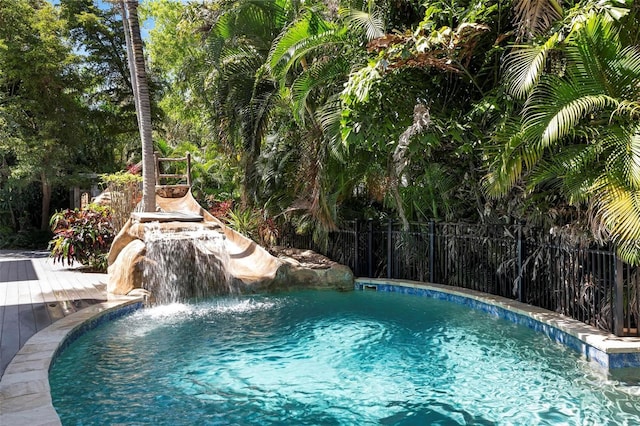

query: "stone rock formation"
xmin=107 ymin=190 xmax=354 ymax=301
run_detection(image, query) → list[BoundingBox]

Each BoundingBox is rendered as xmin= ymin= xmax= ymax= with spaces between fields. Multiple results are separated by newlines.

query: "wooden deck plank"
xmin=17 ymin=280 xmax=36 ymax=347
xmin=31 ymin=258 xmax=67 ymax=303
xmin=45 ymin=301 xmax=66 ymax=323
xmin=78 ymin=273 xmax=108 ymax=301
xmin=44 ymin=266 xmax=80 ymax=307
xmin=7 ymin=259 xmax=17 ymax=282
xmin=33 ymin=303 xmax=53 ymax=332
xmin=0 ymin=250 xmax=109 ymax=379
xmin=17 ymin=275 xmax=31 ymax=306
xmin=29 ymin=279 xmax=44 ymax=304
xmin=1 ymin=304 xmax=20 ymax=375
xmin=35 ymin=265 xmax=57 ymax=304
xmin=54 ymin=274 xmax=84 ymax=305
xmin=59 ymin=269 xmax=106 ymax=302
xmin=0 ymin=271 xmax=7 ymax=333
xmin=0 ymin=259 xmax=38 ymax=283
xmin=4 ymin=276 xmax=19 ymax=308
xmin=0 ymin=260 xmax=10 ymax=282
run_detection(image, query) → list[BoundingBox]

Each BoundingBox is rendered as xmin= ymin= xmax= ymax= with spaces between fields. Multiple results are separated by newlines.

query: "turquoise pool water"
xmin=50 ymin=291 xmax=640 ymax=425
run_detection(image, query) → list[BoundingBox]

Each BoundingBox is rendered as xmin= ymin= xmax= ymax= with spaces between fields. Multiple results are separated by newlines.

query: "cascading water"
xmin=143 ymin=223 xmax=232 ymax=304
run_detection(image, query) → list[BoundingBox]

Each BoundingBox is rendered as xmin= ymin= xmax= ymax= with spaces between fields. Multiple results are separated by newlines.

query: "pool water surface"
xmin=49 ymin=291 xmax=640 ymax=425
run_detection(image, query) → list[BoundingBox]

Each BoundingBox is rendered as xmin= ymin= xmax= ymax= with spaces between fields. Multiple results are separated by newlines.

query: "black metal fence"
xmin=277 ymin=220 xmax=640 ymax=337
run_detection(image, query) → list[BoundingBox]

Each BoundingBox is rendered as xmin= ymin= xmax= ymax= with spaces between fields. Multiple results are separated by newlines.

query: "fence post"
xmin=353 ymin=220 xmax=359 ymax=276
xmin=387 ymin=219 xmax=393 ymax=279
xmin=368 ymin=219 xmax=373 ymax=278
xmin=429 ymin=221 xmax=435 ymax=283
xmin=614 ymin=255 xmax=624 ymax=336
xmin=517 ymin=223 xmax=523 ymax=302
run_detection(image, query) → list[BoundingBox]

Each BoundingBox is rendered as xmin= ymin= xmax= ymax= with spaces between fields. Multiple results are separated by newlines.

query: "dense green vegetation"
xmin=1 ymin=0 xmax=639 ymax=262
xmin=0 ymin=0 xmax=146 ymax=245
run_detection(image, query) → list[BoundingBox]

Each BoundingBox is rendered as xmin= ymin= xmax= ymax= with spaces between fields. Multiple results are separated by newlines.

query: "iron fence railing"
xmin=276 ymin=220 xmax=640 ymax=337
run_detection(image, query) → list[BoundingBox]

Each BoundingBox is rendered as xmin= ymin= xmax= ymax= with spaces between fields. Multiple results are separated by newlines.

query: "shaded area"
xmin=0 ymin=250 xmax=108 ymax=379
xmin=0 ymin=299 xmax=102 ymax=377
xmin=0 ymin=260 xmax=38 ymax=282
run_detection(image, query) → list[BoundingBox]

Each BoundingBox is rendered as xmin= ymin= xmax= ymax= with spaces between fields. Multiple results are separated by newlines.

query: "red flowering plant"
xmin=258 ymin=216 xmax=279 ymax=247
xmin=208 ymin=199 xmax=234 ymax=222
xmin=48 ymin=205 xmax=115 ymax=271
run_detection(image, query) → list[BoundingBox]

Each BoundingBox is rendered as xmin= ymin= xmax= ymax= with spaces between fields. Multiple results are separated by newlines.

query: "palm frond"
xmin=219 ymin=45 xmax=262 ymax=74
xmin=527 ymin=144 xmax=600 ymax=203
xmin=566 ymin=15 xmax=624 ymax=93
xmin=503 ymin=34 xmax=559 ymax=99
xmin=268 ymin=10 xmax=332 ymax=72
xmin=616 ymin=46 xmax=640 ymax=88
xmin=540 ymin=94 xmax=618 ymax=146
xmin=605 ymin=126 xmax=640 ymax=189
xmin=234 ymin=0 xmax=289 ymax=48
xmin=339 ymin=7 xmax=384 ymax=41
xmin=612 ymin=239 xmax=640 ymax=266
xmin=214 ymin=9 xmax=235 ymax=40
xmin=268 ymin=22 xmax=343 ymax=83
xmin=615 ymin=100 xmax=640 ymax=119
xmin=597 ymin=179 xmax=640 ymax=243
xmin=512 ymin=0 xmax=563 ymax=40
xmin=482 ymin=123 xmax=530 ymax=198
xmin=523 ymin=74 xmax=619 ymax=147
xmin=249 ymin=84 xmax=279 ymax=144
xmin=411 ymin=163 xmax=457 ymax=221
xmin=314 ymin=95 xmax=344 ymax=162
xmin=290 ymin=57 xmax=350 ymax=123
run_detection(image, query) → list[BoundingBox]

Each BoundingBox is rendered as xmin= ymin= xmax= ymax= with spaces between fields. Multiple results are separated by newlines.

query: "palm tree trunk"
xmin=40 ymin=171 xmax=51 ymax=231
xmin=119 ymin=0 xmax=140 ymax=126
xmin=123 ymin=0 xmax=155 ymax=212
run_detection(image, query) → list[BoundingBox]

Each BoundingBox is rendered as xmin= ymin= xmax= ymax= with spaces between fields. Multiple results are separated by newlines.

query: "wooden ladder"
xmin=154 ymin=151 xmax=192 ymax=188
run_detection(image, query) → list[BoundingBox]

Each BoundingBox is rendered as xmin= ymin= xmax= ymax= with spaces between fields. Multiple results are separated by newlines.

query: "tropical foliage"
xmin=0 ymin=0 xmax=148 ymax=238
xmin=486 ymin=8 xmax=640 ymax=262
xmin=2 ymin=0 xmax=640 ymax=264
xmin=48 ymin=206 xmax=115 ymax=271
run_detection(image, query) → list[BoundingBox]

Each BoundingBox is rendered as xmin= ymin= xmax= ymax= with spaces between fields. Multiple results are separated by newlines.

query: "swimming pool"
xmin=49 ymin=290 xmax=640 ymax=425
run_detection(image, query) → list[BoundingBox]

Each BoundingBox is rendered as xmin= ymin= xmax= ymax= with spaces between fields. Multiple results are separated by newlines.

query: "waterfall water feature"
xmin=143 ymin=223 xmax=232 ymax=304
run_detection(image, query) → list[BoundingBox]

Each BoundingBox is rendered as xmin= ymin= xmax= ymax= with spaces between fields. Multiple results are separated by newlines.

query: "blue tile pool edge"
xmin=49 ymin=299 xmax=145 ymax=372
xmin=0 ymin=296 xmax=144 ymax=426
xmin=355 ymin=278 xmax=640 ymax=370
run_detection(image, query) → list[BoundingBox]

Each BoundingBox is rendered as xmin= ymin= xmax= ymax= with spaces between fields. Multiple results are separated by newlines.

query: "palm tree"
xmin=265 ymin=7 xmax=356 ymax=229
xmin=120 ymin=0 xmax=155 ymax=212
xmin=196 ymin=0 xmax=299 ymax=208
xmin=198 ymin=0 xmax=380 ymax=225
xmin=485 ymin=13 xmax=640 ymax=262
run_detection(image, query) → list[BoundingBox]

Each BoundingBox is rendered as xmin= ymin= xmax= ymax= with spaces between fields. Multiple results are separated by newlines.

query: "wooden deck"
xmin=0 ymin=250 xmax=107 ymax=379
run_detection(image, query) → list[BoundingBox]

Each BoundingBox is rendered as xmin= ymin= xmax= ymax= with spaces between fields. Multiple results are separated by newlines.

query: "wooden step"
xmin=131 ymin=211 xmax=203 ymax=223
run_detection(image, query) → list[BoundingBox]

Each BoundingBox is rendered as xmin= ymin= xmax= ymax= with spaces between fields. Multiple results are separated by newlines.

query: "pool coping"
xmin=355 ymin=278 xmax=640 ymax=370
xmin=0 ymin=296 xmax=144 ymax=426
xmin=4 ymin=280 xmax=640 ymax=425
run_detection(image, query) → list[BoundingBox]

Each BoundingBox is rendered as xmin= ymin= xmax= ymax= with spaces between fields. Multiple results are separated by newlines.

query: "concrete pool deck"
xmin=0 ymin=250 xmax=142 ymax=425
xmin=3 ymin=250 xmax=640 ymax=424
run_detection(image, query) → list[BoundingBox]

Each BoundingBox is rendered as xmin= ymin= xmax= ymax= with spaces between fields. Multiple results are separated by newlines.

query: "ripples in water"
xmin=50 ymin=291 xmax=640 ymax=425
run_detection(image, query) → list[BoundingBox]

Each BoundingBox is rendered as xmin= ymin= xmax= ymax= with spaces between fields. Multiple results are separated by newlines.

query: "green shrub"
xmin=48 ymin=205 xmax=115 ymax=271
xmin=226 ymin=208 xmax=261 ymax=241
xmin=0 ymin=229 xmax=52 ymax=249
xmin=226 ymin=207 xmax=278 ymax=247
